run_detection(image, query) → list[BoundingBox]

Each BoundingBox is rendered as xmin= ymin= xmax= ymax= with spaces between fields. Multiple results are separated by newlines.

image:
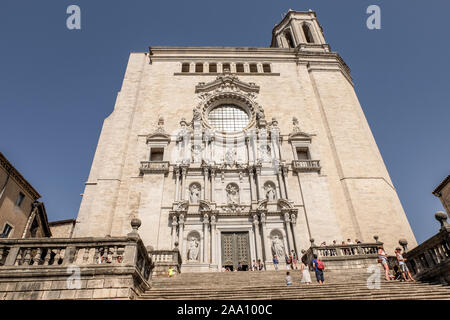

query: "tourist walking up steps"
xmin=300 ymin=260 xmax=312 ymax=284
xmin=273 ymin=255 xmax=279 ymax=270
xmin=291 ymin=250 xmax=298 ymax=269
xmin=285 ymin=271 xmax=293 ymax=286
xmin=377 ymin=245 xmax=390 ymax=281
xmin=395 ymin=247 xmax=415 ymax=282
xmin=312 ymin=254 xmax=325 ymax=284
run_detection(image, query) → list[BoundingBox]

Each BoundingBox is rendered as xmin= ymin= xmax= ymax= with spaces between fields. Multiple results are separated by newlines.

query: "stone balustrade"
xmin=0 ymin=219 xmax=154 ymax=300
xmin=302 ymin=238 xmax=380 ymax=270
xmin=149 ymin=249 xmax=182 ymax=277
xmin=291 ymin=160 xmax=321 ymax=172
xmin=140 ymin=161 xmax=170 ymax=174
xmin=403 ymin=211 xmax=450 ymax=284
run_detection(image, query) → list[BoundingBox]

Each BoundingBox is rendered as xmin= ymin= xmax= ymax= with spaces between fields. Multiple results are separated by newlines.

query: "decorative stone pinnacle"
xmin=398 ymin=239 xmax=408 ymax=252
xmin=373 ymin=235 xmax=379 ymax=243
xmin=435 ymin=211 xmax=449 ymax=229
xmin=131 ymin=218 xmax=141 ymax=232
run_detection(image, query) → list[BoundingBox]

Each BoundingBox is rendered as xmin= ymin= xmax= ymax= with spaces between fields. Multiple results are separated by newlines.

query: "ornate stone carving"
xmin=226 ymin=183 xmax=240 ymax=204
xmin=271 ymin=233 xmax=285 ymax=258
xmin=189 ymin=183 xmax=201 ymax=204
xmin=264 ymin=182 xmax=277 ymax=202
xmin=187 ymin=234 xmax=200 ymax=261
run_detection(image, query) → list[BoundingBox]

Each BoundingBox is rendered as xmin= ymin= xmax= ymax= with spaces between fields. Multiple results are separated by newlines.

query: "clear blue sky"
xmin=0 ymin=0 xmax=449 ymax=244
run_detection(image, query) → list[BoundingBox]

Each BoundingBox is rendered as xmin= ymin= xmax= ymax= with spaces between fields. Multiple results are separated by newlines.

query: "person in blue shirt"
xmin=312 ymin=254 xmax=325 ymax=284
xmin=273 ymin=255 xmax=279 ymax=270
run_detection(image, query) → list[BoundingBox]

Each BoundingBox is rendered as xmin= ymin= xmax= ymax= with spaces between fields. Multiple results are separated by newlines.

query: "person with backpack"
xmin=312 ymin=254 xmax=325 ymax=284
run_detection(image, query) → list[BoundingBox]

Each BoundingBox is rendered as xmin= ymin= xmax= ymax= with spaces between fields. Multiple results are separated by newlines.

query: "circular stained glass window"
xmin=208 ymin=104 xmax=249 ymax=133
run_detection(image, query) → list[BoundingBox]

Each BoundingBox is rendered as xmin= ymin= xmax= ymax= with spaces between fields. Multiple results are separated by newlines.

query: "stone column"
xmin=178 ymin=214 xmax=185 ymax=262
xmin=210 ymin=168 xmax=216 ymax=202
xmin=253 ymin=214 xmax=262 ymax=260
xmin=175 ymin=167 xmax=180 ymax=201
xmin=203 ymin=167 xmax=208 ymax=201
xmin=180 ymin=166 xmax=187 ymax=200
xmin=171 ymin=215 xmax=178 ymax=249
xmin=276 ymin=165 xmax=285 ymax=199
xmin=210 ymin=215 xmax=217 ymax=266
xmin=284 ymin=212 xmax=294 ymax=252
xmin=290 ymin=213 xmax=300 ymax=254
xmin=203 ymin=213 xmax=209 ymax=263
xmin=248 ymin=168 xmax=256 ymax=201
xmin=255 ymin=165 xmax=262 ymax=200
xmin=260 ymin=212 xmax=272 ymax=262
xmin=282 ymin=164 xmax=289 ymax=199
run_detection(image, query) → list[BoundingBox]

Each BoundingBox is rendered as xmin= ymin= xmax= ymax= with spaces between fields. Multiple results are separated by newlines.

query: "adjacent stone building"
xmin=433 ymin=175 xmax=450 ymax=215
xmin=73 ymin=10 xmax=417 ymax=272
xmin=0 ymin=152 xmax=51 ymax=238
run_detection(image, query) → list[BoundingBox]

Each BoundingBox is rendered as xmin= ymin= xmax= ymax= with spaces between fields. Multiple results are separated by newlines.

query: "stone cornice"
xmin=0 ymin=152 xmax=40 ymax=200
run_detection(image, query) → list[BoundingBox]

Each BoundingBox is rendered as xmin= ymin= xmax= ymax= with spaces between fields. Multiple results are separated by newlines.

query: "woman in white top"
xmin=377 ymin=245 xmax=390 ymax=281
xmin=300 ymin=261 xmax=312 ymax=284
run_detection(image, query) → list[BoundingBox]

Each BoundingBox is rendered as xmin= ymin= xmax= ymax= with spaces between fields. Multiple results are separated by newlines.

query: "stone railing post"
xmin=4 ymin=246 xmax=20 ymax=266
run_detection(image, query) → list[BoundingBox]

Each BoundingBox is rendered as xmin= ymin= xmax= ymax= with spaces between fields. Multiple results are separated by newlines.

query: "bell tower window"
xmin=284 ymin=30 xmax=295 ymax=48
xmin=302 ymin=24 xmax=315 ymax=43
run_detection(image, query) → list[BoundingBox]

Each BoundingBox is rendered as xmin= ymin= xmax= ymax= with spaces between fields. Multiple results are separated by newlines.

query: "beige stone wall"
xmin=49 ymin=220 xmax=75 ymax=238
xmin=74 ymin=47 xmax=417 ymax=256
xmin=439 ymin=182 xmax=450 ymax=215
xmin=0 ymin=165 xmax=35 ymax=238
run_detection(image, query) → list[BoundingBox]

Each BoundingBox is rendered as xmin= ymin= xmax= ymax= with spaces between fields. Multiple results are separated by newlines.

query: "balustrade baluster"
xmin=15 ymin=249 xmax=23 ymax=266
xmin=33 ymin=248 xmax=42 ymax=265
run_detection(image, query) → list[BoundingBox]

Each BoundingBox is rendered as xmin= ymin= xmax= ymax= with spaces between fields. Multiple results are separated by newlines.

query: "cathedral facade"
xmin=73 ymin=10 xmax=417 ymax=272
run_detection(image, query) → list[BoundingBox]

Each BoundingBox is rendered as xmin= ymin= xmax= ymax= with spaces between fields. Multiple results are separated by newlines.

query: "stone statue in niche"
xmin=187 ymin=236 xmax=199 ymax=261
xmin=264 ymin=183 xmax=276 ymax=202
xmin=226 ymin=184 xmax=239 ymax=204
xmin=271 ymin=234 xmax=285 ymax=258
xmin=189 ymin=184 xmax=200 ymax=204
xmin=191 ymin=144 xmax=203 ymax=163
xmin=259 ymin=144 xmax=271 ymax=161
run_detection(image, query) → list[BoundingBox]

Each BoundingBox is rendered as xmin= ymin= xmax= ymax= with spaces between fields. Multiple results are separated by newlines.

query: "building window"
xmin=263 ymin=64 xmax=271 ymax=73
xmin=0 ymin=223 xmax=13 ymax=238
xmin=181 ymin=63 xmax=190 ymax=73
xmin=249 ymin=63 xmax=258 ymax=73
xmin=302 ymin=24 xmax=315 ymax=43
xmin=236 ymin=63 xmax=244 ymax=73
xmin=195 ymin=63 xmax=203 ymax=73
xmin=209 ymin=63 xmax=217 ymax=73
xmin=284 ymin=30 xmax=295 ymax=48
xmin=222 ymin=63 xmax=231 ymax=72
xmin=208 ymin=104 xmax=249 ymax=133
xmin=150 ymin=148 xmax=164 ymax=161
xmin=16 ymin=192 xmax=25 ymax=207
xmin=296 ymin=148 xmax=310 ymax=160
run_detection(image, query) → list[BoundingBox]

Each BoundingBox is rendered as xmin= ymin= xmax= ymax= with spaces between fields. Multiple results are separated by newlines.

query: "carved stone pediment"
xmin=257 ymin=199 xmax=268 ymax=211
xmin=173 ymin=200 xmax=189 ymax=212
xmin=277 ymin=198 xmax=294 ymax=209
xmin=195 ymin=74 xmax=260 ymax=95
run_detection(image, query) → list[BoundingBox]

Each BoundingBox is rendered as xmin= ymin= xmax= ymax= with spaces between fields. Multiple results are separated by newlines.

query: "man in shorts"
xmin=395 ymin=248 xmax=415 ymax=282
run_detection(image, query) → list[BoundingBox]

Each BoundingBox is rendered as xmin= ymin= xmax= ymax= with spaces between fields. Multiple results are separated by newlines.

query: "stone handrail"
xmin=0 ymin=236 xmax=152 ymax=281
xmin=301 ymin=239 xmax=381 ymax=270
xmin=149 ymin=249 xmax=182 ymax=276
xmin=292 ymin=160 xmax=321 ymax=172
xmin=403 ymin=212 xmax=450 ymax=282
xmin=140 ymin=161 xmax=170 ymax=174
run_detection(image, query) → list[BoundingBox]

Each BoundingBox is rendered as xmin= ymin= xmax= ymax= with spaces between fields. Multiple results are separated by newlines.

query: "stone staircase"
xmin=139 ymin=268 xmax=450 ymax=300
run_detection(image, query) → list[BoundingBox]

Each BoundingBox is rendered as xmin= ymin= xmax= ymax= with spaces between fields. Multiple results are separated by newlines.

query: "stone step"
xmin=140 ymin=270 xmax=450 ymax=300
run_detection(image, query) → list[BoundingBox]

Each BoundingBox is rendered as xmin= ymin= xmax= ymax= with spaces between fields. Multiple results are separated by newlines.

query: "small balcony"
xmin=292 ymin=160 xmax=321 ymax=173
xmin=140 ymin=161 xmax=170 ymax=175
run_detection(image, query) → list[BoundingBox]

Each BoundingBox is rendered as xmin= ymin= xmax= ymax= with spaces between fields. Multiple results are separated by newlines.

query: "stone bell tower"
xmin=270 ymin=10 xmax=329 ymax=52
